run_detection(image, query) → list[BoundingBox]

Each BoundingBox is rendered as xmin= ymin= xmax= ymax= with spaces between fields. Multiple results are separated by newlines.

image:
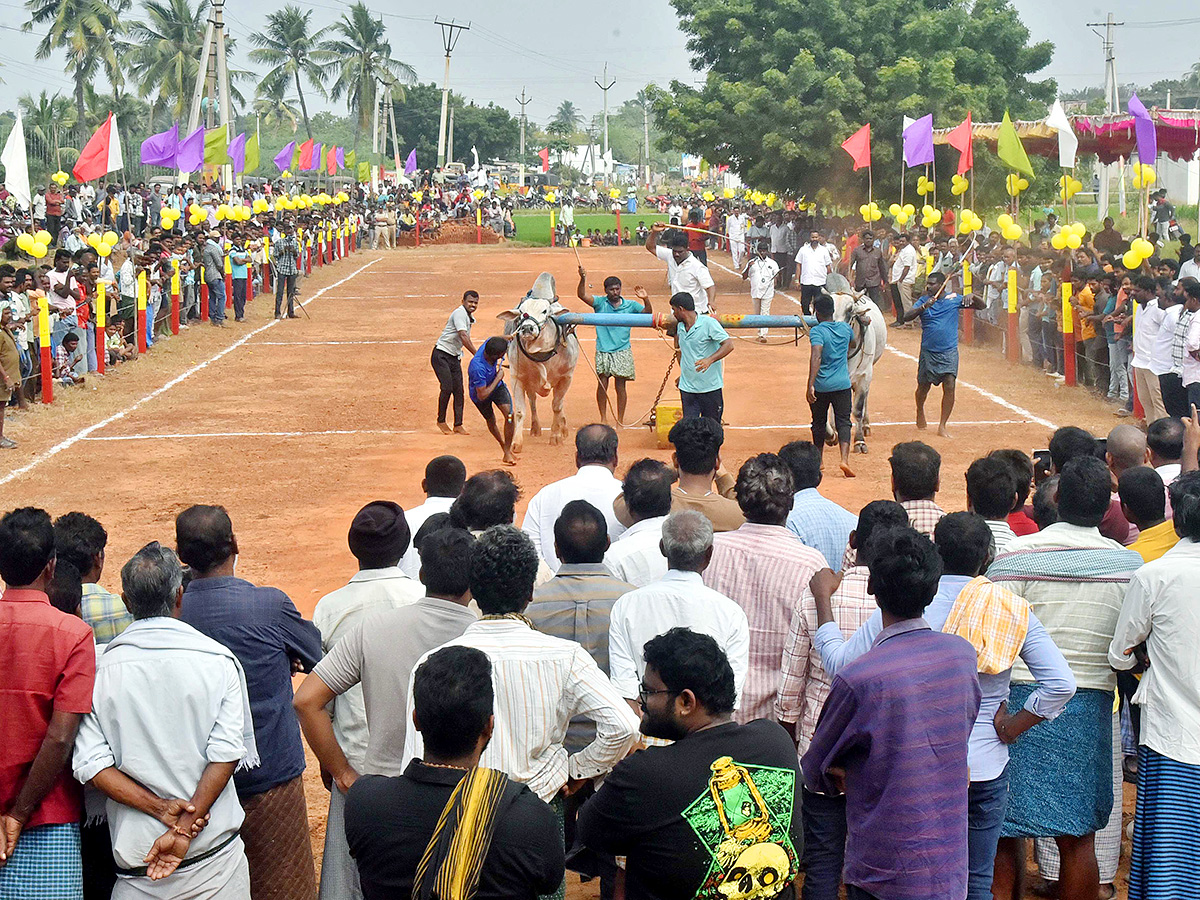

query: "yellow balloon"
xmin=1050 ymin=233 xmax=1067 ymax=250
xmin=896 ymin=212 xmax=909 ymax=225
xmin=1003 ymin=223 xmax=1023 ymax=241
xmin=1066 ymin=232 xmax=1082 ymax=249
xmin=30 ymin=241 xmax=47 ymax=259
xmin=997 ymin=214 xmax=1013 ymax=230
xmin=1133 ymin=238 xmax=1155 ymax=259
xmin=97 ymin=242 xmax=112 ymax=257
xmin=903 ymin=204 xmax=915 ymax=216
xmin=16 ymin=233 xmax=33 ymax=252
xmin=1123 ymin=249 xmax=1142 ymax=269
xmin=871 ymin=209 xmax=882 ymax=221
xmin=34 ymin=229 xmax=51 ymax=244
xmin=723 ymin=188 xmax=734 ymax=199
xmin=889 ymin=203 xmax=901 ymax=216
xmin=86 ymin=233 xmax=101 ymax=248
xmin=103 ymin=231 xmax=118 ymax=245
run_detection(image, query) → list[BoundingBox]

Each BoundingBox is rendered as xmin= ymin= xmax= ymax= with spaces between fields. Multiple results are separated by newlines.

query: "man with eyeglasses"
xmin=572 ymin=627 xmax=803 ymax=900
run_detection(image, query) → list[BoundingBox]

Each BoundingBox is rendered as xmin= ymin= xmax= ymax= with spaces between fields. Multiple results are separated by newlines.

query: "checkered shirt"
xmin=80 ymin=583 xmax=133 ymax=644
xmin=902 ymin=499 xmax=946 ymax=539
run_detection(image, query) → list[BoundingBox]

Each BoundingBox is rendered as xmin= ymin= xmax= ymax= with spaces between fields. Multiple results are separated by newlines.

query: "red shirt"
xmin=0 ymin=589 xmax=96 ymax=827
xmin=1008 ymin=509 xmax=1039 ymax=535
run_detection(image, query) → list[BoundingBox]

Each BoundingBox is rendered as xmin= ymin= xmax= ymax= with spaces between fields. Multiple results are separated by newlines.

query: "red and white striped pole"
xmin=38 ymin=297 xmax=52 ymax=404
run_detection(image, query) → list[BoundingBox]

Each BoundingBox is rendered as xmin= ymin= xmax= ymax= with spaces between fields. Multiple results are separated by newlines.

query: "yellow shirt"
xmin=1130 ymin=519 xmax=1180 ymax=563
xmin=1075 ymin=287 xmax=1097 ymax=341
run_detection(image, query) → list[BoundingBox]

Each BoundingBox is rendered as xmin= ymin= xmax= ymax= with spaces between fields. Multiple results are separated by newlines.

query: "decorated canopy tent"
xmin=933 ymin=110 xmax=1200 ymax=164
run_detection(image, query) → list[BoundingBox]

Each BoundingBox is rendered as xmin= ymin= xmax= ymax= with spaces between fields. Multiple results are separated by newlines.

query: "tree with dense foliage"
xmin=323 ymin=1 xmax=416 ymax=153
xmin=127 ymin=0 xmax=210 ymax=122
xmin=249 ymin=5 xmax=332 ymax=141
xmin=386 ymin=83 xmax=520 ymax=169
xmin=20 ymin=91 xmax=77 ymax=169
xmin=24 ymin=0 xmax=131 ymax=149
xmin=654 ymin=0 xmax=1056 ymax=199
xmin=550 ymin=100 xmax=582 ymax=134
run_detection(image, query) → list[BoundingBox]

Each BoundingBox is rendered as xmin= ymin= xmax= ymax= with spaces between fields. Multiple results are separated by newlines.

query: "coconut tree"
xmin=551 ymin=100 xmax=582 ymax=134
xmin=19 ymin=91 xmax=77 ymax=169
xmin=249 ymin=5 xmax=332 ymax=141
xmin=126 ymin=0 xmax=209 ymax=123
xmin=24 ymin=0 xmax=130 ymax=149
xmin=322 ymin=1 xmax=415 ymax=153
xmin=252 ymin=92 xmax=301 ymax=134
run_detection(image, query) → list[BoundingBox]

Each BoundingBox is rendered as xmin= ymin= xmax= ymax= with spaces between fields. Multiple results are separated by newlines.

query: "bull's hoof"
xmin=549 ymin=431 xmax=564 ymax=446
xmin=530 ymin=424 xmax=542 ymax=436
xmin=855 ymin=441 xmax=869 ymax=454
xmin=824 ymin=433 xmax=838 ymax=447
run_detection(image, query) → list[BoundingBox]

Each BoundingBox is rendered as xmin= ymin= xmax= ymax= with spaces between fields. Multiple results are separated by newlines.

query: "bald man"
xmin=1105 ymin=424 xmax=1150 ymax=479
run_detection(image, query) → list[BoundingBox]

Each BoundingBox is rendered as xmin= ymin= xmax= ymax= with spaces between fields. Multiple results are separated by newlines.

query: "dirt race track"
xmin=0 ymin=242 xmax=1132 ymax=895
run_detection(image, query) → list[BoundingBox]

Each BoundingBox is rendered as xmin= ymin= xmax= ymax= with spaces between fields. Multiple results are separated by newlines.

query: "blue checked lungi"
xmin=0 ymin=822 xmax=82 ymax=900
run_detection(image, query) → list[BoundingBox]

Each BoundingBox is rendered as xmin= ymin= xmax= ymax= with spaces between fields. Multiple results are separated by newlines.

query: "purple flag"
xmin=404 ymin=148 xmax=417 ymax=175
xmin=1128 ymin=93 xmax=1157 ymax=166
xmin=140 ymin=123 xmax=179 ymax=167
xmin=902 ymin=114 xmax=934 ymax=168
xmin=273 ymin=140 xmax=296 ymax=173
xmin=336 ymin=146 xmax=345 ymax=169
xmin=175 ymin=126 xmax=205 ymax=172
xmin=307 ymin=142 xmax=322 ymax=171
xmin=228 ymin=132 xmax=247 ymax=174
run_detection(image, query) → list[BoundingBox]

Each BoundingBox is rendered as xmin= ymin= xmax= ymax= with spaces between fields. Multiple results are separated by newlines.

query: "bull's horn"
xmin=530 ymin=272 xmax=556 ymax=300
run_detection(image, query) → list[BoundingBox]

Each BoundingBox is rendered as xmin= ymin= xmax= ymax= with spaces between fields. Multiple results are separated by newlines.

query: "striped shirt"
xmin=703 ymin=523 xmax=827 ymax=724
xmin=401 ymin=618 xmax=639 ymax=802
xmin=528 ymin=563 xmax=634 ymax=754
xmin=80 ymin=583 xmax=133 ymax=645
xmin=776 ymin=566 xmax=875 ymax=755
xmin=901 ymin=499 xmax=945 ymax=538
xmin=801 ymin=620 xmax=981 ymax=900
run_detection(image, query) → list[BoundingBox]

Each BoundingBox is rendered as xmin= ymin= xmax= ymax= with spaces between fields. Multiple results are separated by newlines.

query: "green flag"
xmin=996 ymin=111 xmax=1035 ymax=178
xmin=204 ymin=128 xmax=228 ymax=166
xmin=245 ymin=134 xmax=260 ymax=173
xmin=345 ymin=149 xmax=357 ymax=169
xmin=356 ymin=161 xmax=371 ymax=183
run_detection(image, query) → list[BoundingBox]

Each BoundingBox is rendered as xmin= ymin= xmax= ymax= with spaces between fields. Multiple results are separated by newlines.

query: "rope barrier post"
xmin=38 ymin=296 xmax=51 ymax=404
xmin=199 ymin=265 xmax=209 ymax=324
xmin=550 ymin=209 xmax=556 ymax=248
xmin=306 ymin=234 xmax=313 ymax=275
xmin=327 ymin=226 xmax=334 ymax=265
xmin=263 ymin=235 xmax=272 ymax=293
xmin=961 ymin=261 xmax=974 ymax=345
xmin=170 ymin=265 xmax=181 ymax=335
xmin=1006 ymin=268 xmax=1018 ymax=362
xmin=351 ymin=220 xmax=357 ymax=253
xmin=616 ymin=208 xmax=622 ymax=245
xmin=224 ymin=251 xmax=233 ymax=311
xmin=136 ymin=270 xmax=148 ymax=354
xmin=476 ymin=207 xmax=482 ymax=245
xmin=416 ymin=214 xmax=421 ymax=247
xmin=1062 ymin=281 xmax=1076 ymax=387
xmin=96 ymin=282 xmax=106 ymax=375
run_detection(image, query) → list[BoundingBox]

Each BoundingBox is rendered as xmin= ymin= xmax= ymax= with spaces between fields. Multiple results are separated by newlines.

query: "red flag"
xmin=327 ymin=146 xmax=337 ymax=175
xmin=73 ymin=113 xmax=124 ymax=183
xmin=947 ymin=112 xmax=974 ymax=175
xmin=538 ymin=147 xmax=549 ymax=173
xmin=840 ymin=124 xmax=871 ymax=171
xmin=298 ymin=139 xmax=314 ymax=170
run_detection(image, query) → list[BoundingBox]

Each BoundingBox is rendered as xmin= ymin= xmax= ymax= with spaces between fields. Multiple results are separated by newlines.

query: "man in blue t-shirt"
xmin=807 ymin=292 xmax=866 ymax=477
xmin=902 ymin=270 xmax=986 ymax=437
xmin=229 ymin=237 xmax=250 ymax=322
xmin=467 ymin=336 xmax=516 ymax=465
xmin=671 ymin=292 xmax=733 ymax=420
xmin=575 ymin=266 xmax=653 ymax=425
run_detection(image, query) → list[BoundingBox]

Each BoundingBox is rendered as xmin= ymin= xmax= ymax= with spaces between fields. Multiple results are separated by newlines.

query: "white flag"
xmin=107 ymin=113 xmax=124 ymax=173
xmin=2 ymin=111 xmax=30 ymax=210
xmin=1045 ymin=100 xmax=1078 ymax=169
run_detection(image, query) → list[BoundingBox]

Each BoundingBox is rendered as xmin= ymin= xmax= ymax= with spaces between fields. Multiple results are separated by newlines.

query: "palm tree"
xmin=127 ymin=0 xmax=209 ymax=123
xmin=249 ymin=5 xmax=332 ymax=141
xmin=322 ymin=1 xmax=415 ymax=153
xmin=551 ymin=100 xmax=582 ymax=133
xmin=252 ymin=92 xmax=301 ymax=133
xmin=19 ymin=91 xmax=77 ymax=169
xmin=24 ymin=0 xmax=130 ymax=149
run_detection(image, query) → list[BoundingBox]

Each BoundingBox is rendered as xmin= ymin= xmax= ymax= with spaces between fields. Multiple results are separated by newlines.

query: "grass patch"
xmin=511 ymin=210 xmax=670 ymax=246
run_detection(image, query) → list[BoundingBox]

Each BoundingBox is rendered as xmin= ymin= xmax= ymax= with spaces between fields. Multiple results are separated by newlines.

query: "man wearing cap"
xmin=310 ymin=502 xmax=424 ymax=900
xmin=201 ymin=230 xmax=226 ymax=327
xmin=671 ymin=292 xmax=733 ymax=420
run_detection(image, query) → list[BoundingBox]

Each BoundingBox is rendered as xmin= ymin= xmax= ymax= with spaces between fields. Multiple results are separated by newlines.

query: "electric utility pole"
xmin=642 ymin=95 xmax=652 ymax=190
xmin=435 ymin=18 xmax=469 ymax=170
xmin=595 ymin=63 xmax=615 ymax=186
xmin=1088 ymin=13 xmax=1125 ymax=218
xmin=516 ymin=88 xmax=532 ymax=188
xmin=185 ymin=0 xmax=233 ymax=189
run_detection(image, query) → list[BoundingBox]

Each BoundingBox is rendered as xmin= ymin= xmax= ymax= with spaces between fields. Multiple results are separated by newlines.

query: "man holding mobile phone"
xmin=468 ymin=336 xmax=516 ymax=466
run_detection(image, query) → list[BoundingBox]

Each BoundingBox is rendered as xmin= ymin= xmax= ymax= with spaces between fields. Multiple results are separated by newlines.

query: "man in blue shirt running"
xmin=903 ymin=270 xmax=986 ymax=437
xmin=467 ymin=336 xmax=516 ymax=465
xmin=575 ymin=266 xmax=652 ymax=425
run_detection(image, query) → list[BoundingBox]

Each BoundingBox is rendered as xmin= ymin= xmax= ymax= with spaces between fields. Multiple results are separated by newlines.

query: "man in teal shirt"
xmin=807 ymin=293 xmax=864 ymax=478
xmin=576 ymin=266 xmax=652 ymax=425
xmin=671 ymin=292 xmax=733 ymax=420
xmin=229 ymin=236 xmax=251 ymax=322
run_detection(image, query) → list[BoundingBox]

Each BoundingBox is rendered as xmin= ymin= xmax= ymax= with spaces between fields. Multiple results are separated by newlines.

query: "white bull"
xmin=498 ymin=273 xmax=581 ymax=452
xmin=825 ymin=274 xmax=888 ymax=453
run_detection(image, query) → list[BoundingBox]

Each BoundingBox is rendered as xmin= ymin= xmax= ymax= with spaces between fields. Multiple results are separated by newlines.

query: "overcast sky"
xmin=2 ymin=0 xmax=1198 ymax=125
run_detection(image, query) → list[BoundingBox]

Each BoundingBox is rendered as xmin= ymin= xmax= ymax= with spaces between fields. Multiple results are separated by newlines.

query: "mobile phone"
xmin=1032 ymin=448 xmax=1052 ymax=474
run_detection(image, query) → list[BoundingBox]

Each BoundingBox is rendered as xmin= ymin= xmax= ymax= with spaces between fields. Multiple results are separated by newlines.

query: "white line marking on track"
xmin=724 ymin=420 xmax=1039 ymax=431
xmin=82 ymin=429 xmax=417 ymax=441
xmin=257 ymin=340 xmax=422 ymax=345
xmin=0 ymin=258 xmax=382 ymax=488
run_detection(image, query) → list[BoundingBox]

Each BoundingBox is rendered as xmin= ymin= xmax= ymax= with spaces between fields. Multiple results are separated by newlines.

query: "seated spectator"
xmin=779 ymin=440 xmax=858 ymax=571
xmin=990 ymin=448 xmax=1039 ymax=535
xmin=573 ymin=628 xmax=803 ymax=900
xmin=345 ymin=645 xmax=564 ymax=900
xmin=1120 ymin=467 xmax=1179 ymax=563
xmin=603 ymin=458 xmax=674 ymax=587
xmin=889 ymin=441 xmax=944 ymax=537
xmin=54 ymin=332 xmax=85 ymax=386
xmin=965 ymin=456 xmax=1018 ymax=554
